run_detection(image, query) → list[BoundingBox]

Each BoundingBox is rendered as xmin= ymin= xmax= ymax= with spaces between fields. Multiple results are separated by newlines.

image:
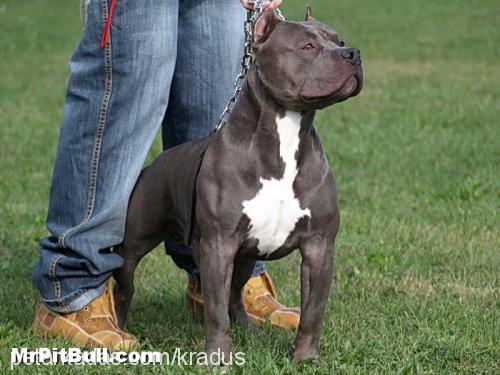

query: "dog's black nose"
xmin=341 ymin=48 xmax=361 ymax=64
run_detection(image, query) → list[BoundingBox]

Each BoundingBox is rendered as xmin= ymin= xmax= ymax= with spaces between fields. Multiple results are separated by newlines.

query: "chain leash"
xmin=214 ymin=3 xmax=285 ymax=132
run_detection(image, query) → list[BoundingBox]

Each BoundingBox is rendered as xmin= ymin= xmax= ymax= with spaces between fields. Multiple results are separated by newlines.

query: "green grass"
xmin=1 ymin=0 xmax=499 ymax=373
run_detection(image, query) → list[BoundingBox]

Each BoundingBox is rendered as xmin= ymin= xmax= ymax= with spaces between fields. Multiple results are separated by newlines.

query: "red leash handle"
xmin=100 ymin=0 xmax=118 ymax=48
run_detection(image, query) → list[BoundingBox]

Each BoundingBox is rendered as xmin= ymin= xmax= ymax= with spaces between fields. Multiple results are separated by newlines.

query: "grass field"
xmin=1 ymin=0 xmax=499 ymax=373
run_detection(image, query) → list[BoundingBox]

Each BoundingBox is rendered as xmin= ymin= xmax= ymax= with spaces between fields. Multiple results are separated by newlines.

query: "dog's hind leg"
xmin=113 ymin=239 xmax=159 ymax=329
xmin=228 ymin=257 xmax=261 ymax=332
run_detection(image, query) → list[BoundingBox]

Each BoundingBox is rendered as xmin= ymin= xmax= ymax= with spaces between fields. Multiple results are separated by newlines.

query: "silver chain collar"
xmin=214 ymin=2 xmax=285 ymax=131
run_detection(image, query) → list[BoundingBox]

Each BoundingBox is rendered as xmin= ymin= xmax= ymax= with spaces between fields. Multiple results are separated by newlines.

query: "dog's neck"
xmin=219 ymin=65 xmax=326 ymax=179
xmin=223 ymin=65 xmax=316 ymax=142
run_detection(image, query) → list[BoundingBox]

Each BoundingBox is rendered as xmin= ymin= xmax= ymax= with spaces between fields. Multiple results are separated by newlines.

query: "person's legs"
xmin=161 ymin=0 xmax=267 ymax=279
xmin=33 ymin=0 xmax=179 ymax=314
xmin=161 ymin=0 xmax=299 ymax=330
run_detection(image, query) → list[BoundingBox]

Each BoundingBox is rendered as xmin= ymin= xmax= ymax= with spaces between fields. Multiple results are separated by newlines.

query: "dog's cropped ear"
xmin=305 ymin=6 xmax=312 ymax=21
xmin=254 ymin=9 xmax=282 ymax=46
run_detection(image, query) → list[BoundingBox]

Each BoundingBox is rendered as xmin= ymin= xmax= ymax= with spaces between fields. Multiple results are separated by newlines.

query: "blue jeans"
xmin=33 ymin=0 xmax=265 ymax=314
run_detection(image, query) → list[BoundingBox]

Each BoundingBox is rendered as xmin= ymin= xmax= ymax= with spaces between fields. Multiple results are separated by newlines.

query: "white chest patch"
xmin=242 ymin=111 xmax=311 ymax=256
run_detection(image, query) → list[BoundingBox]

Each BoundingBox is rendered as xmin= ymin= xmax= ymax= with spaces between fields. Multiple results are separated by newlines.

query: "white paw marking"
xmin=242 ymin=111 xmax=311 ymax=256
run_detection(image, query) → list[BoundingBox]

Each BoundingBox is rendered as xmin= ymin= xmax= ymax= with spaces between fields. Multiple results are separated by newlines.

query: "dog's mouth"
xmin=301 ymin=74 xmax=362 ymax=104
xmin=335 ymin=73 xmax=363 ymax=102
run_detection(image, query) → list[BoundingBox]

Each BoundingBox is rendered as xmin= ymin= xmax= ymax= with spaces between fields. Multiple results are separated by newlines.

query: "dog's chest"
xmin=242 ymin=111 xmax=311 ymax=256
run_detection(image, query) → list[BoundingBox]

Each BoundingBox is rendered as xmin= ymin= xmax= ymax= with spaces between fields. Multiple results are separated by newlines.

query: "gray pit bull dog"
xmin=113 ymin=8 xmax=363 ymax=363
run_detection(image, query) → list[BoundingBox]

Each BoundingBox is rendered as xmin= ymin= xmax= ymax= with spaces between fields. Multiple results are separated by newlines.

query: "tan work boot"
xmin=186 ymin=272 xmax=300 ymax=330
xmin=32 ymin=279 xmax=137 ymax=350
xmin=242 ymin=272 xmax=300 ymax=329
xmin=186 ymin=274 xmax=204 ymax=315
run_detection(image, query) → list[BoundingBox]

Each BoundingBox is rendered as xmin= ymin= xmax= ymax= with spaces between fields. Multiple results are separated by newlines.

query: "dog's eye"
xmin=339 ymin=40 xmax=346 ymax=47
xmin=302 ymin=43 xmax=315 ymax=51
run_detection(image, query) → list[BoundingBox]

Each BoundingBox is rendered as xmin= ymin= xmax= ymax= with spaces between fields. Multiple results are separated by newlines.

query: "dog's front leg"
xmin=293 ymin=236 xmax=335 ymax=363
xmin=199 ymin=236 xmax=236 ymax=362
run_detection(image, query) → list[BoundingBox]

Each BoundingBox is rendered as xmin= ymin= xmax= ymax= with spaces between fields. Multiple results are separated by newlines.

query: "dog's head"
xmin=253 ymin=8 xmax=363 ymax=111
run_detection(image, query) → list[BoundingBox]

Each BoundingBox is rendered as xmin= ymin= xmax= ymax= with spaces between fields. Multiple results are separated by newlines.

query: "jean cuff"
xmin=251 ymin=261 xmax=267 ymax=277
xmin=40 ymin=281 xmax=107 ymax=314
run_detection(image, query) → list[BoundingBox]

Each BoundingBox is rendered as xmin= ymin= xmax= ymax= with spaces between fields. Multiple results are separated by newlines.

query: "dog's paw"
xmin=229 ymin=307 xmax=264 ymax=335
xmin=293 ymin=352 xmax=319 ymax=364
xmin=292 ymin=347 xmax=320 ymax=364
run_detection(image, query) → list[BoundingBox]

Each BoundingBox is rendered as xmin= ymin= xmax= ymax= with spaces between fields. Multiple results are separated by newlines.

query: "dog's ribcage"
xmin=242 ymin=111 xmax=311 ymax=256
